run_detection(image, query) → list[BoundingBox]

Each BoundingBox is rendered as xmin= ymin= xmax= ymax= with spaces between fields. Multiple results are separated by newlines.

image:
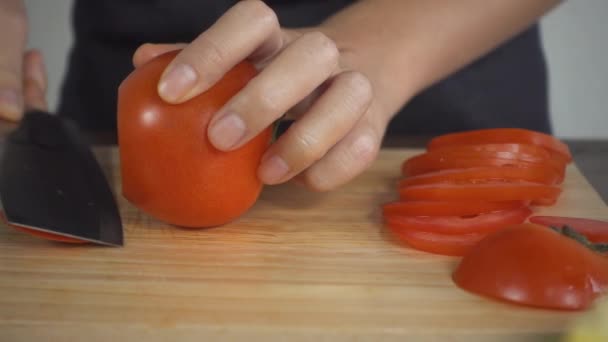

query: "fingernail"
xmin=0 ymin=89 xmax=22 ymax=120
xmin=259 ymin=155 xmax=290 ymax=184
xmin=158 ymin=63 xmax=198 ymax=102
xmin=208 ymin=112 xmax=246 ymax=150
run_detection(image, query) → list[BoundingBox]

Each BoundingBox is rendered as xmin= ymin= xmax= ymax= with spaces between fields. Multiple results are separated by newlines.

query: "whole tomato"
xmin=118 ymin=50 xmax=271 ymax=227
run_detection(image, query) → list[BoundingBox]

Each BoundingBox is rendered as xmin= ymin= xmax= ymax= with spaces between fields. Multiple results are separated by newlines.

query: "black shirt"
xmin=58 ymin=0 xmax=551 ymax=135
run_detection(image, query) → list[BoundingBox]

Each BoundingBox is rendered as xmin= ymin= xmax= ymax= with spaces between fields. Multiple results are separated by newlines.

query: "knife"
xmin=0 ymin=110 xmax=123 ymax=246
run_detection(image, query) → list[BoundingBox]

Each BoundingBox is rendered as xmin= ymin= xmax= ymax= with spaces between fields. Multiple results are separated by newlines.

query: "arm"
xmin=0 ymin=0 xmax=28 ymax=120
xmin=135 ymin=0 xmax=560 ymax=191
xmin=321 ymin=0 xmax=561 ymax=120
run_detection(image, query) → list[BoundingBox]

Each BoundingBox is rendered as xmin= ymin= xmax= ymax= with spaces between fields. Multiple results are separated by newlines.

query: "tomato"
xmin=430 ymin=143 xmax=554 ymax=161
xmin=427 ymin=128 xmax=572 ymax=163
xmin=401 ymin=152 xmax=565 ymax=181
xmin=389 ymin=228 xmax=485 ymax=257
xmin=0 ymin=211 xmax=86 ymax=243
xmin=118 ymin=50 xmax=272 ymax=227
xmin=398 ymin=166 xmax=560 ymax=187
xmin=382 ymin=200 xmax=525 ymax=217
xmin=453 ymin=223 xmax=608 ymax=310
xmin=529 ymin=216 xmax=608 ymax=243
xmin=399 ymin=181 xmax=561 ymax=203
xmin=385 ymin=207 xmax=531 ymax=235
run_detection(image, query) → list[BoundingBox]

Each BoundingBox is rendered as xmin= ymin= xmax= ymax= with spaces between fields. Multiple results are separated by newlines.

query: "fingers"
xmin=207 ymin=31 xmax=339 ymax=151
xmin=257 ymin=71 xmax=373 ymax=185
xmin=297 ymin=116 xmax=385 ymax=192
xmin=22 ymin=49 xmax=48 ymax=111
xmin=157 ymin=0 xmax=283 ymax=103
xmin=132 ymin=43 xmax=187 ymax=68
xmin=0 ymin=1 xmax=28 ymax=121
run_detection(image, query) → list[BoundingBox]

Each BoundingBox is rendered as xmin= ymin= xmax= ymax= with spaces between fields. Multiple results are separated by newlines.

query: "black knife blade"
xmin=0 ymin=110 xmax=123 ymax=246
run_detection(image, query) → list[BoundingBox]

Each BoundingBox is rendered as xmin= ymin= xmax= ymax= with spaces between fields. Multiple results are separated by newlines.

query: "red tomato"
xmin=385 ymin=207 xmax=531 ymax=235
xmin=382 ymin=200 xmax=525 ymax=217
xmin=389 ymin=229 xmax=485 ymax=257
xmin=430 ymin=143 xmax=554 ymax=161
xmin=401 ymin=152 xmax=565 ymax=181
xmin=0 ymin=211 xmax=86 ymax=243
xmin=427 ymin=128 xmax=572 ymax=163
xmin=453 ymin=223 xmax=608 ymax=310
xmin=398 ymin=166 xmax=560 ymax=187
xmin=399 ymin=181 xmax=561 ymax=203
xmin=529 ymin=216 xmax=608 ymax=243
xmin=118 ymin=50 xmax=272 ymax=227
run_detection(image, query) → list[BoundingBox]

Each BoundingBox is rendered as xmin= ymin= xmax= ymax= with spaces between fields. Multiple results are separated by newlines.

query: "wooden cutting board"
xmin=1 ymin=147 xmax=607 ymax=341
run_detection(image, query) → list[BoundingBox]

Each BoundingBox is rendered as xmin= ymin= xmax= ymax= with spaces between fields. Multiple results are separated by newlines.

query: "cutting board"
xmin=1 ymin=147 xmax=607 ymax=341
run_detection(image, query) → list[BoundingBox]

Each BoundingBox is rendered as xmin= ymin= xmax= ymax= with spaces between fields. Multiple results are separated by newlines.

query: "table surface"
xmin=1 ymin=146 xmax=607 ymax=341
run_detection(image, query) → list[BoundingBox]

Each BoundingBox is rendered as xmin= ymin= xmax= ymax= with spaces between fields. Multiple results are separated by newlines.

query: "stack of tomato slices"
xmin=383 ymin=128 xmax=572 ymax=256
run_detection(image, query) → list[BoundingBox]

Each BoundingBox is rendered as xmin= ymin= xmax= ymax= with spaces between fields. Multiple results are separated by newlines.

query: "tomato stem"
xmin=550 ymin=225 xmax=608 ymax=253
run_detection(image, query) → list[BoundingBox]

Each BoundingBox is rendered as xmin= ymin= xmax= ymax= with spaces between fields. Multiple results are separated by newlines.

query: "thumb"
xmin=0 ymin=2 xmax=28 ymax=121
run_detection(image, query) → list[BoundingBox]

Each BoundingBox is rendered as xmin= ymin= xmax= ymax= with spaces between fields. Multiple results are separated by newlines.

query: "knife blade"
xmin=0 ymin=110 xmax=123 ymax=246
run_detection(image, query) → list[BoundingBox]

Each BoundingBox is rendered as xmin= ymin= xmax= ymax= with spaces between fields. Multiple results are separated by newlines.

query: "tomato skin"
xmin=427 ymin=128 xmax=572 ymax=163
xmin=529 ymin=216 xmax=608 ymax=243
xmin=399 ymin=181 xmax=561 ymax=203
xmin=398 ymin=166 xmax=560 ymax=187
xmin=453 ymin=224 xmax=608 ymax=310
xmin=390 ymin=229 xmax=485 ymax=257
xmin=118 ymin=51 xmax=272 ymax=227
xmin=429 ymin=143 xmax=559 ymax=161
xmin=382 ymin=200 xmax=525 ymax=217
xmin=385 ymin=207 xmax=531 ymax=235
xmin=401 ymin=152 xmax=565 ymax=181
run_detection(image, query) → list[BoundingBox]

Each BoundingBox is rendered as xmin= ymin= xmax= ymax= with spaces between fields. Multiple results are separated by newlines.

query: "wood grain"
xmin=1 ymin=147 xmax=607 ymax=341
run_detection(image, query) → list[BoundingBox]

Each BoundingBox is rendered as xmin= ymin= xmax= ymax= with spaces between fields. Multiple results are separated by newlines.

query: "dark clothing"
xmin=59 ymin=0 xmax=551 ymax=135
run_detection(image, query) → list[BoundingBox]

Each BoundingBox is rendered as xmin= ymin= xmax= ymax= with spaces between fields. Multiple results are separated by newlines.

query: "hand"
xmin=132 ymin=0 xmax=388 ymax=192
xmin=21 ymin=50 xmax=48 ymax=112
xmin=0 ymin=0 xmax=46 ymax=119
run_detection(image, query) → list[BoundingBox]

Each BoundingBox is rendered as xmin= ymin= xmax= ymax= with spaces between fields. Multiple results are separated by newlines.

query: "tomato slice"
xmin=453 ymin=223 xmax=608 ymax=310
xmin=389 ymin=229 xmax=485 ymax=257
xmin=399 ymin=181 xmax=561 ymax=203
xmin=430 ymin=143 xmax=553 ymax=160
xmin=398 ymin=166 xmax=560 ymax=187
xmin=0 ymin=211 xmax=87 ymax=244
xmin=401 ymin=152 xmax=565 ymax=181
xmin=427 ymin=128 xmax=572 ymax=163
xmin=385 ymin=207 xmax=531 ymax=235
xmin=382 ymin=200 xmax=525 ymax=217
xmin=529 ymin=216 xmax=608 ymax=243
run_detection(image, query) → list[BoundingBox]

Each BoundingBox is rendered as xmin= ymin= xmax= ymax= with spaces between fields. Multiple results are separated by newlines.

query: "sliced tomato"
xmin=530 ymin=198 xmax=558 ymax=206
xmin=382 ymin=200 xmax=525 ymax=217
xmin=430 ymin=143 xmax=554 ymax=160
xmin=453 ymin=223 xmax=608 ymax=310
xmin=0 ymin=211 xmax=87 ymax=244
xmin=427 ymin=128 xmax=572 ymax=163
xmin=400 ymin=181 xmax=561 ymax=203
xmin=529 ymin=216 xmax=608 ymax=243
xmin=398 ymin=166 xmax=560 ymax=187
xmin=401 ymin=152 xmax=565 ymax=181
xmin=389 ymin=229 xmax=485 ymax=257
xmin=385 ymin=207 xmax=531 ymax=235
